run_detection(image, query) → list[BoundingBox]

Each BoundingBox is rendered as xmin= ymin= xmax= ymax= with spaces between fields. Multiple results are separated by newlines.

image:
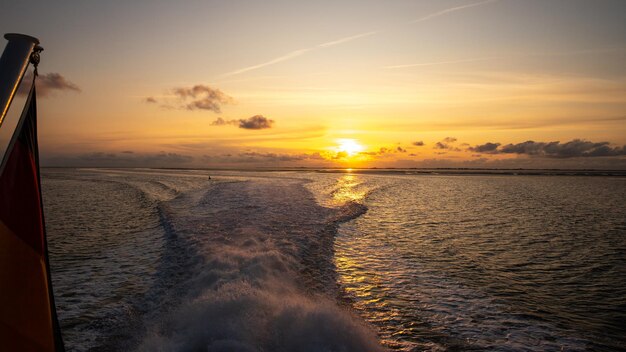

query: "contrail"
xmin=412 ymin=0 xmax=498 ymax=23
xmin=224 ymin=0 xmax=499 ymax=76
xmin=224 ymin=48 xmax=313 ymax=76
xmin=222 ymin=31 xmax=378 ymax=77
xmin=318 ymin=31 xmax=379 ymax=48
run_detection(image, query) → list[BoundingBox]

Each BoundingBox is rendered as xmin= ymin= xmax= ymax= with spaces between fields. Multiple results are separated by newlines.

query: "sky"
xmin=1 ymin=0 xmax=625 ymax=169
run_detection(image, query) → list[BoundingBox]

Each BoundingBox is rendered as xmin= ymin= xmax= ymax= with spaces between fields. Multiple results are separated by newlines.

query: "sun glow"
xmin=336 ymin=139 xmax=365 ymax=156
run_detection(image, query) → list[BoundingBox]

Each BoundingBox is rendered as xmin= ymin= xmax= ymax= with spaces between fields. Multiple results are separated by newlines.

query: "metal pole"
xmin=0 ymin=33 xmax=40 ymax=128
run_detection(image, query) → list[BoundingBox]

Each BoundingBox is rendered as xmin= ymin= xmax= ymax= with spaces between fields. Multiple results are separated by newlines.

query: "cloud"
xmin=500 ymin=140 xmax=626 ymax=158
xmin=146 ymin=85 xmax=234 ymax=112
xmin=392 ymin=156 xmax=626 ymax=170
xmin=467 ymin=139 xmax=626 ymax=158
xmin=357 ymin=146 xmax=408 ymax=158
xmin=412 ymin=141 xmax=425 ymax=146
xmin=239 ymin=152 xmax=306 ymax=162
xmin=173 ymin=85 xmax=234 ymax=112
xmin=18 ymin=72 xmax=80 ymax=97
xmin=82 ymin=151 xmax=192 ymax=164
xmin=239 ymin=115 xmax=274 ymax=130
xmin=434 ymin=137 xmax=459 ymax=150
xmin=202 ymin=151 xmax=324 ymax=164
xmin=385 ymin=57 xmax=494 ymax=69
xmin=359 ymin=147 xmax=390 ymax=156
xmin=43 ymin=151 xmax=193 ymax=167
xmin=332 ymin=151 xmax=349 ymax=160
xmin=210 ymin=117 xmax=239 ymax=126
xmin=468 ymin=142 xmax=501 ymax=153
xmin=317 ymin=146 xmax=408 ymax=161
xmin=383 ymin=47 xmax=626 ymax=71
xmin=211 ymin=115 xmax=275 ymax=130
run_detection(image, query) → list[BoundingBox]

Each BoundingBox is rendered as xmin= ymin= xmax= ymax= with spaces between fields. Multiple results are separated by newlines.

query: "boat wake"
xmin=135 ymin=177 xmax=380 ymax=351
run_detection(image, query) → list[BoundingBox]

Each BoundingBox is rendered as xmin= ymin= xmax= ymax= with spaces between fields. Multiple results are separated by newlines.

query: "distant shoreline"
xmin=40 ymin=167 xmax=626 ymax=177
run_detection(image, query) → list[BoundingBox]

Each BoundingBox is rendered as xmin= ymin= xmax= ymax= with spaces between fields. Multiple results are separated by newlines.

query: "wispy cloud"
xmin=146 ymin=84 xmax=234 ymax=113
xmin=18 ymin=72 xmax=81 ymax=97
xmin=412 ymin=0 xmax=498 ymax=23
xmin=45 ymin=151 xmax=194 ymax=167
xmin=358 ymin=146 xmax=408 ymax=157
xmin=384 ymin=47 xmax=624 ymax=70
xmin=173 ymin=85 xmax=234 ymax=112
xmin=385 ymin=57 xmax=495 ymax=69
xmin=210 ymin=117 xmax=239 ymax=127
xmin=210 ymin=115 xmax=275 ymax=130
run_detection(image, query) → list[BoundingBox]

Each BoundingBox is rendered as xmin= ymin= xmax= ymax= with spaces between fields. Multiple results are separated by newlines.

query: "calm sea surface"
xmin=41 ymin=169 xmax=626 ymax=351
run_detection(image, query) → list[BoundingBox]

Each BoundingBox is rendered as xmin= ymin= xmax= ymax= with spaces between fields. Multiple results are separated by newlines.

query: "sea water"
xmin=41 ymin=169 xmax=626 ymax=351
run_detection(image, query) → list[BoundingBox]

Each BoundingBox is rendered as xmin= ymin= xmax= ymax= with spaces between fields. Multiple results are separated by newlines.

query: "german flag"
xmin=0 ymin=82 xmax=64 ymax=351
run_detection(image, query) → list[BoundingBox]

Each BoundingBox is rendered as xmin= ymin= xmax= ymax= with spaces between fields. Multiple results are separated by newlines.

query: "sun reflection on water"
xmin=332 ymin=174 xmax=366 ymax=205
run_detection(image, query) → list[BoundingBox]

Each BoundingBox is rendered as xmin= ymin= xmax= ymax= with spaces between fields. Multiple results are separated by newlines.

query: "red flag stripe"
xmin=0 ymin=139 xmax=45 ymax=254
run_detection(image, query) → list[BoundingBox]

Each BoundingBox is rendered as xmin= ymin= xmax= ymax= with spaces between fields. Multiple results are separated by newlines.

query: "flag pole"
xmin=0 ymin=33 xmax=65 ymax=351
xmin=0 ymin=33 xmax=41 ymax=129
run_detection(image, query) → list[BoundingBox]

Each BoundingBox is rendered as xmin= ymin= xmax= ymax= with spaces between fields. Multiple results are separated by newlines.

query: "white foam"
xmin=135 ymin=176 xmax=383 ymax=351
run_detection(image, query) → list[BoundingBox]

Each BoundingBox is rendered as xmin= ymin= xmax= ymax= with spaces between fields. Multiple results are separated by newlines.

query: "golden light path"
xmin=332 ymin=174 xmax=366 ymax=204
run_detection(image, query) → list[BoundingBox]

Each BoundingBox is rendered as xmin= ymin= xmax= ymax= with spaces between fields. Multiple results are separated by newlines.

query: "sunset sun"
xmin=336 ymin=139 xmax=365 ymax=156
